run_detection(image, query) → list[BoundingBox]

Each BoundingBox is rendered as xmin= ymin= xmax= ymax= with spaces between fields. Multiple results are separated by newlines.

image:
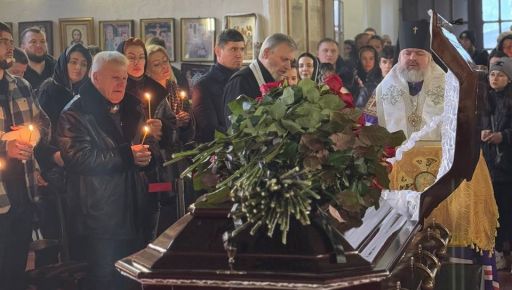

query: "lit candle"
xmin=145 ymin=92 xmax=152 ymax=119
xmin=28 ymin=124 xmax=34 ymax=144
xmin=179 ymin=90 xmax=187 ymax=112
xmin=141 ymin=125 xmax=150 ymax=145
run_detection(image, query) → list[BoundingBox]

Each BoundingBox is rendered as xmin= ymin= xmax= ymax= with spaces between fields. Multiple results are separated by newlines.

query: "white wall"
xmin=0 ymin=0 xmax=268 ymax=57
xmin=342 ymin=0 xmax=400 ymax=42
xmin=0 ymin=0 xmax=402 ymax=57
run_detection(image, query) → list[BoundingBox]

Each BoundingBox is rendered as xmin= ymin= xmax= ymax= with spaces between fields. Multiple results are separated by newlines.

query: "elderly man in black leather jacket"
xmin=57 ymin=51 xmax=158 ymax=290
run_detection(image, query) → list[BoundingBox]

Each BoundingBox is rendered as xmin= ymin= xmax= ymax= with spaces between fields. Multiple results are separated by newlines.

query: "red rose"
xmin=324 ymin=74 xmax=354 ymax=108
xmin=255 ymin=94 xmax=264 ymax=103
xmin=259 ymin=81 xmax=282 ymax=96
xmin=323 ymin=74 xmax=343 ymax=92
xmin=339 ymin=92 xmax=354 ymax=108
xmin=383 ymin=146 xmax=396 ymax=158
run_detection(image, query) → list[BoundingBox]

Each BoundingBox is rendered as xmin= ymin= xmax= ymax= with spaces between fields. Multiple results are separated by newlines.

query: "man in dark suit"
xmin=192 ymin=29 xmax=245 ymax=142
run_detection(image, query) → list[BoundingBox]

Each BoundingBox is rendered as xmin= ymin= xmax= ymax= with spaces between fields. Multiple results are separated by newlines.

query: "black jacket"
xmin=57 ymin=79 xmax=153 ymax=238
xmin=223 ymin=59 xmax=274 ymax=104
xmin=355 ymin=68 xmax=382 ymax=108
xmin=471 ymin=49 xmax=489 ymax=67
xmin=482 ymin=88 xmax=512 ymax=182
xmin=24 ymin=54 xmax=56 ymax=92
xmin=36 ymin=44 xmax=92 ymax=172
xmin=192 ymin=63 xmax=238 ymax=142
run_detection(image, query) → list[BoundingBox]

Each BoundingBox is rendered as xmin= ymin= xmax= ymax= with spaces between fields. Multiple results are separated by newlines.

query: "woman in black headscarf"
xmin=35 ymin=43 xmax=92 ymax=262
xmin=354 ymin=45 xmax=382 ymax=108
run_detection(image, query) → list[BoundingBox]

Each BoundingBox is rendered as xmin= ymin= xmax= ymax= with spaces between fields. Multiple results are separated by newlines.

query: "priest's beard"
xmin=26 ymin=52 xmax=46 ymax=63
xmin=397 ymin=66 xmax=426 ymax=83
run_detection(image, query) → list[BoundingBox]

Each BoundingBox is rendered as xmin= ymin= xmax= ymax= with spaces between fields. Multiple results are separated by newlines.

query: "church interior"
xmin=1 ymin=0 xmax=512 ymax=289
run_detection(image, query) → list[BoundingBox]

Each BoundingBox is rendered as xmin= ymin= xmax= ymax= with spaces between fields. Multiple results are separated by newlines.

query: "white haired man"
xmin=223 ymin=33 xmax=297 ymax=105
xmin=57 ymin=51 xmax=157 ymax=290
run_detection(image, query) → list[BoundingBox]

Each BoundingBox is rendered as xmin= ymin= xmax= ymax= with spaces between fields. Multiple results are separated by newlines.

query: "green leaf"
xmin=318 ymin=93 xmax=344 ymax=110
xmin=194 ymin=186 xmax=231 ymax=208
xmin=269 ymin=101 xmax=286 ymax=120
xmin=304 ymin=86 xmax=321 ymax=103
xmin=214 ymin=130 xmax=227 ymax=140
xmin=334 ymin=191 xmax=361 ymax=214
xmin=228 ymin=95 xmax=254 ymax=116
xmin=374 ymin=162 xmax=390 ymax=188
xmin=388 ymin=130 xmax=407 ymax=147
xmin=359 ymin=125 xmax=406 ymax=146
xmin=266 ymin=122 xmax=287 ymax=135
xmin=298 ymin=78 xmax=316 ymax=92
xmin=327 ymin=150 xmax=352 ymax=167
xmin=282 ymin=141 xmax=299 ymax=160
xmin=354 ymin=157 xmax=368 ymax=174
xmin=281 ymin=119 xmax=304 ymax=134
xmin=279 ymin=87 xmax=295 ymax=105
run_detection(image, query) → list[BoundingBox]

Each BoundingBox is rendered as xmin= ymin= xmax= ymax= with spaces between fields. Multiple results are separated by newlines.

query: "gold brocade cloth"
xmin=389 ymin=143 xmax=498 ymax=252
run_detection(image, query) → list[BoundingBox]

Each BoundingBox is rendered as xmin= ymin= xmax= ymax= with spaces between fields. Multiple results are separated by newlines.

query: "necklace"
xmin=407 ymin=95 xmax=423 ymax=131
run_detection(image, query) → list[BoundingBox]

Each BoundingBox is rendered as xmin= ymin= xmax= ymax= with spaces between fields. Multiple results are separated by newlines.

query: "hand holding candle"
xmin=145 ymin=92 xmax=152 ymax=119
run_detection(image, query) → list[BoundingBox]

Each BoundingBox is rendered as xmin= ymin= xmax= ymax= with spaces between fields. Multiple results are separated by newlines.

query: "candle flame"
xmin=28 ymin=124 xmax=34 ymax=131
xmin=143 ymin=125 xmax=150 ymax=133
xmin=145 ymin=93 xmax=151 ymax=100
xmin=179 ymin=90 xmax=187 ymax=99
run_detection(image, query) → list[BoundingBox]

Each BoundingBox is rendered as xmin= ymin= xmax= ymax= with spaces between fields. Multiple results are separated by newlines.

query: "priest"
xmin=374 ymin=20 xmax=445 ymax=139
xmin=373 ymin=19 xmax=500 ymax=290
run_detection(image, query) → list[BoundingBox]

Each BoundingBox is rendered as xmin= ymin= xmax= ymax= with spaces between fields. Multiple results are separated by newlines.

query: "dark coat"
xmin=192 ymin=63 xmax=238 ymax=142
xmin=57 ymin=79 xmax=153 ymax=239
xmin=24 ymin=54 xmax=56 ymax=92
xmin=482 ymin=88 xmax=512 ymax=183
xmin=223 ymin=59 xmax=274 ymax=102
xmin=36 ymin=44 xmax=92 ymax=172
xmin=355 ymin=68 xmax=382 ymax=108
xmin=471 ymin=49 xmax=489 ymax=67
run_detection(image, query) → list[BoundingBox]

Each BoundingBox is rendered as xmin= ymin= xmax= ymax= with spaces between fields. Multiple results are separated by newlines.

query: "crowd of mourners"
xmin=1 ymin=18 xmax=512 ymax=290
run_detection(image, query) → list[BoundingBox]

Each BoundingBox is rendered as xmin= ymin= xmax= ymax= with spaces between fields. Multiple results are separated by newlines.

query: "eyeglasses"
xmin=0 ymin=38 xmax=14 ymax=46
xmin=127 ymin=56 xmax=146 ymax=63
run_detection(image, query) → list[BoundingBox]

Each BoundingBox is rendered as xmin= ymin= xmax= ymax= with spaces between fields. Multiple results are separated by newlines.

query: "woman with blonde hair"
xmin=145 ymin=44 xmax=195 ymax=234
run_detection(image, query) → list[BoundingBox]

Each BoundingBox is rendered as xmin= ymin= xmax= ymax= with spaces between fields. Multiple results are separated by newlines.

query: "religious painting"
xmin=59 ymin=17 xmax=94 ymax=51
xmin=180 ymin=18 xmax=215 ymax=62
xmin=99 ymin=20 xmax=134 ymax=51
xmin=140 ymin=18 xmax=176 ymax=61
xmin=224 ymin=13 xmax=257 ymax=63
xmin=180 ymin=63 xmax=212 ymax=93
xmin=18 ymin=21 xmax=54 ymax=56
